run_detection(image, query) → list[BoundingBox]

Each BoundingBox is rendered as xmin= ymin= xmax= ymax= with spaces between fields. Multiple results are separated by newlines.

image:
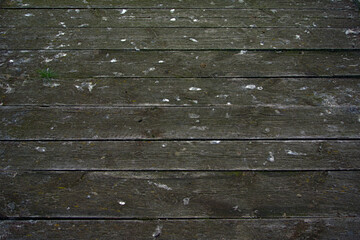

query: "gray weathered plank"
xmin=1 ymin=77 xmax=359 ymax=106
xmin=1 ymin=218 xmax=360 ymax=239
xmin=2 ymin=27 xmax=359 ymax=50
xmin=1 ymin=106 xmax=359 ymax=140
xmin=1 ymin=140 xmax=360 ymax=170
xmin=1 ymin=171 xmax=359 ymax=218
xmin=1 ymin=9 xmax=358 ymax=28
xmin=1 ymin=0 xmax=357 ymax=9
xmin=1 ymin=50 xmax=360 ymax=78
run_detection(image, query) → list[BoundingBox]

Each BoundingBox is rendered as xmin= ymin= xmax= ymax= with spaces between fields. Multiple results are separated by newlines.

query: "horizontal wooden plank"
xmin=2 ymin=27 xmax=359 ymax=50
xmin=1 ymin=171 xmax=359 ymax=218
xmin=1 ymin=140 xmax=360 ymax=171
xmin=1 ymin=9 xmax=358 ymax=28
xmin=1 ymin=106 xmax=359 ymax=140
xmin=1 ymin=218 xmax=360 ymax=239
xmin=1 ymin=77 xmax=359 ymax=106
xmin=1 ymin=50 xmax=360 ymax=78
xmin=1 ymin=0 xmax=357 ymax=9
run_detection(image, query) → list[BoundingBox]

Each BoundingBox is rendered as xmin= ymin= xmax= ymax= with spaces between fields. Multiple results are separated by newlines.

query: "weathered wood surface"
xmin=1 ymin=50 xmax=360 ymax=78
xmin=1 ymin=0 xmax=357 ymax=9
xmin=1 ymin=77 xmax=359 ymax=106
xmin=2 ymin=27 xmax=359 ymax=50
xmin=1 ymin=218 xmax=360 ymax=240
xmin=1 ymin=106 xmax=359 ymax=140
xmin=1 ymin=171 xmax=360 ymax=218
xmin=1 ymin=9 xmax=359 ymax=28
xmin=1 ymin=141 xmax=360 ymax=170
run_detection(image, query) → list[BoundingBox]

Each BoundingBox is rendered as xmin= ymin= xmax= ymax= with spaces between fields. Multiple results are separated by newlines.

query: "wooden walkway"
xmin=1 ymin=0 xmax=360 ymax=239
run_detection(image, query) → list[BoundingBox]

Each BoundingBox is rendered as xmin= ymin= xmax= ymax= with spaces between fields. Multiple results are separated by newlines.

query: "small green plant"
xmin=38 ymin=68 xmax=57 ymax=80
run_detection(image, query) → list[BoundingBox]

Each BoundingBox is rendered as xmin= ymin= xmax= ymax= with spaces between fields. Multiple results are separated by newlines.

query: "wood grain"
xmin=1 ymin=140 xmax=359 ymax=171
xmin=1 ymin=9 xmax=358 ymax=28
xmin=1 ymin=105 xmax=359 ymax=140
xmin=1 ymin=77 xmax=359 ymax=106
xmin=1 ymin=171 xmax=359 ymax=218
xmin=1 ymin=50 xmax=360 ymax=78
xmin=1 ymin=0 xmax=357 ymax=9
xmin=1 ymin=218 xmax=360 ymax=240
xmin=1 ymin=27 xmax=359 ymax=50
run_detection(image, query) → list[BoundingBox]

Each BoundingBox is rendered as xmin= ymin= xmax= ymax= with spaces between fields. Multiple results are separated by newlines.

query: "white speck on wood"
xmin=75 ymin=82 xmax=96 ymax=92
xmin=118 ymin=200 xmax=126 ymax=206
xmin=183 ymin=198 xmax=190 ymax=205
xmin=267 ymin=152 xmax=275 ymax=162
xmin=189 ymin=38 xmax=198 ymax=42
xmin=286 ymin=150 xmax=307 ymax=156
xmin=170 ymin=18 xmax=176 ymax=21
xmin=170 ymin=9 xmax=175 ymax=13
xmin=162 ymin=98 xmax=170 ymax=102
xmin=152 ymin=225 xmax=163 ymax=238
xmin=188 ymin=113 xmax=200 ymax=119
xmin=35 ymin=147 xmax=46 ymax=153
xmin=189 ymin=87 xmax=202 ymax=91
xmin=244 ymin=84 xmax=256 ymax=90
xmin=120 ymin=9 xmax=127 ymax=14
xmin=190 ymin=126 xmax=208 ymax=131
xmin=148 ymin=181 xmax=172 ymax=191
xmin=110 ymin=58 xmax=117 ymax=63
xmin=345 ymin=29 xmax=360 ymax=35
xmin=210 ymin=140 xmax=221 ymax=144
xmin=24 ymin=13 xmax=34 ymax=17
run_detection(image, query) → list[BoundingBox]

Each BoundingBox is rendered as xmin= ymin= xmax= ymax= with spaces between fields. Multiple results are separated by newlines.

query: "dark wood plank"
xmin=1 ymin=218 xmax=360 ymax=239
xmin=1 ymin=9 xmax=358 ymax=28
xmin=1 ymin=0 xmax=357 ymax=9
xmin=1 ymin=77 xmax=359 ymax=106
xmin=1 ymin=105 xmax=360 ymax=140
xmin=1 ymin=140 xmax=360 ymax=170
xmin=1 ymin=50 xmax=360 ymax=78
xmin=2 ymin=27 xmax=359 ymax=50
xmin=1 ymin=171 xmax=359 ymax=218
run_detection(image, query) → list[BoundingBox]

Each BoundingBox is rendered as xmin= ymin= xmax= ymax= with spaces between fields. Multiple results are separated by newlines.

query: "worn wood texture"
xmin=2 ymin=27 xmax=359 ymax=50
xmin=1 ymin=218 xmax=360 ymax=240
xmin=1 ymin=77 xmax=359 ymax=106
xmin=1 ymin=0 xmax=357 ymax=9
xmin=1 ymin=140 xmax=360 ymax=171
xmin=1 ymin=106 xmax=359 ymax=140
xmin=1 ymin=171 xmax=360 ymax=218
xmin=1 ymin=9 xmax=359 ymax=28
xmin=1 ymin=50 xmax=360 ymax=78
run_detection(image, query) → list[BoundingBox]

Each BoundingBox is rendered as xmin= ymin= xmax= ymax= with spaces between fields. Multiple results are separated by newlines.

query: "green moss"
xmin=38 ymin=68 xmax=57 ymax=80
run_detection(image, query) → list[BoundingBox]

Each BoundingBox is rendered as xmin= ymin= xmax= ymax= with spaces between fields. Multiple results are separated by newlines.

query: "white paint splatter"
xmin=189 ymin=38 xmax=198 ymax=42
xmin=190 ymin=126 xmax=208 ymax=131
xmin=43 ymin=82 xmax=60 ymax=88
xmin=189 ymin=87 xmax=202 ymax=91
xmin=24 ymin=13 xmax=34 ymax=17
xmin=210 ymin=140 xmax=221 ymax=144
xmin=118 ymin=200 xmax=126 ymax=205
xmin=285 ymin=150 xmax=307 ymax=156
xmin=158 ymin=60 xmax=164 ymax=63
xmin=295 ymin=35 xmax=301 ymax=40
xmin=345 ymin=29 xmax=360 ymax=35
xmin=170 ymin=18 xmax=176 ymax=21
xmin=267 ymin=152 xmax=275 ymax=162
xmin=121 ymin=39 xmax=127 ymax=42
xmin=216 ymin=94 xmax=229 ymax=98
xmin=35 ymin=147 xmax=46 ymax=152
xmin=183 ymin=198 xmax=190 ymax=205
xmin=55 ymin=31 xmax=65 ymax=37
xmin=244 ymin=84 xmax=256 ymax=90
xmin=188 ymin=113 xmax=200 ymax=119
xmin=170 ymin=9 xmax=175 ymax=13
xmin=162 ymin=98 xmax=170 ymax=102
xmin=148 ymin=181 xmax=172 ymax=191
xmin=152 ymin=225 xmax=163 ymax=238
xmin=54 ymin=53 xmax=67 ymax=58
xmin=110 ymin=58 xmax=118 ymax=63
xmin=59 ymin=22 xmax=66 ymax=27
xmin=120 ymin=9 xmax=127 ymax=14
xmin=238 ymin=50 xmax=247 ymax=55
xmin=75 ymin=82 xmax=96 ymax=92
